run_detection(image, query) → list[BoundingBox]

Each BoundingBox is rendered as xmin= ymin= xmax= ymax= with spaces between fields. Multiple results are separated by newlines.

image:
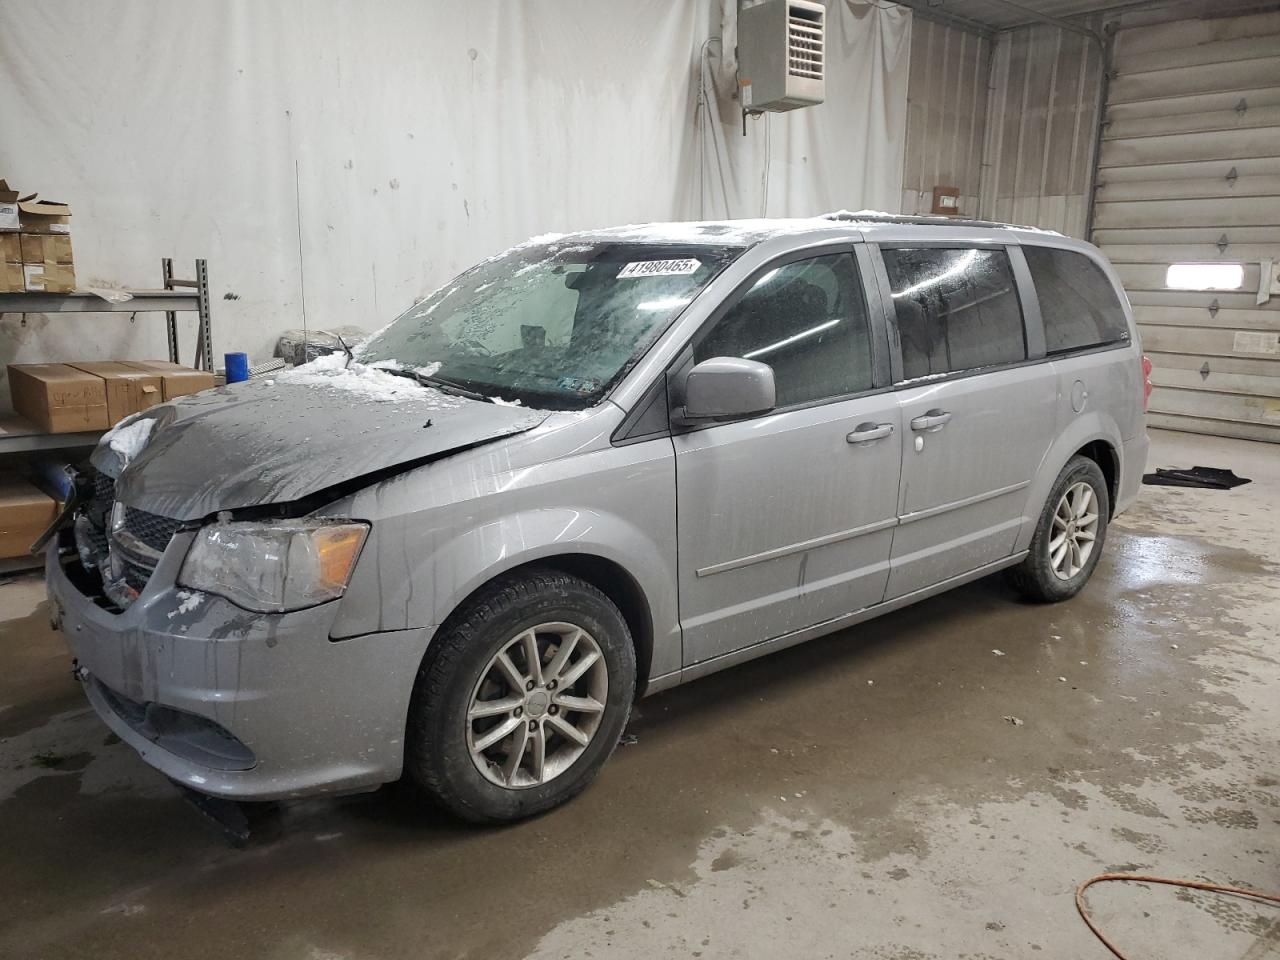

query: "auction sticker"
xmin=617 ymin=259 xmax=701 ymax=278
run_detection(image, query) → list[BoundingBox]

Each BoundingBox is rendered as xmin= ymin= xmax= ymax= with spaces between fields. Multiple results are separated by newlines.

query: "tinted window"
xmin=882 ymin=247 xmax=1026 ymax=380
xmin=1024 ymin=246 xmax=1130 ymax=354
xmin=695 ymin=254 xmax=874 ymax=407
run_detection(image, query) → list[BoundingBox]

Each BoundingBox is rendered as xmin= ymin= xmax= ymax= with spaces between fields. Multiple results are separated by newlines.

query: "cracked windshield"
xmin=358 ymin=241 xmax=742 ymax=409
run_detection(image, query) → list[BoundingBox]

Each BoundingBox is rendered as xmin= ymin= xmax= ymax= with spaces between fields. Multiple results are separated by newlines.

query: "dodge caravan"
xmin=46 ymin=213 xmax=1149 ymax=822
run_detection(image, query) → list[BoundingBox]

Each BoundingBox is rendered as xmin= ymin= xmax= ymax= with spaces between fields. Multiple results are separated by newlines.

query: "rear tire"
xmin=1006 ymin=455 xmax=1109 ymax=603
xmin=405 ymin=568 xmax=635 ymax=823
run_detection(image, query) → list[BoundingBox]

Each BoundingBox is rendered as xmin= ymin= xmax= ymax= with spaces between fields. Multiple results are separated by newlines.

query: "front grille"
xmin=71 ymin=468 xmax=185 ymax=608
xmin=74 ymin=514 xmax=109 ymax=566
xmin=74 ymin=468 xmax=115 ymax=576
xmin=117 ymin=554 xmax=155 ymax=594
xmin=121 ymin=505 xmax=182 ymax=554
xmin=108 ymin=505 xmax=184 ymax=604
xmin=85 ymin=469 xmax=114 ymax=528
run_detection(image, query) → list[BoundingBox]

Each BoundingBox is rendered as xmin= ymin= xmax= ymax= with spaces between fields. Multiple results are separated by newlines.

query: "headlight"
xmin=178 ymin=520 xmax=369 ymax=613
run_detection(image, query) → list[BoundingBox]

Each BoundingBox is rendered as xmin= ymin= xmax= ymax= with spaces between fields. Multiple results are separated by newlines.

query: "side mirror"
xmin=680 ymin=357 xmax=776 ymax=421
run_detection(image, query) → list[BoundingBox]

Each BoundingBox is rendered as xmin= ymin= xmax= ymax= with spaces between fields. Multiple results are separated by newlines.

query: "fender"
xmin=333 ymin=507 xmax=680 ymax=677
xmin=325 ymin=419 xmax=681 ymax=680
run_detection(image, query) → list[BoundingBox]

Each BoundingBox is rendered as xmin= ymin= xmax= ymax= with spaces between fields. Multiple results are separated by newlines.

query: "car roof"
xmin=561 ymin=211 xmax=1071 ymax=249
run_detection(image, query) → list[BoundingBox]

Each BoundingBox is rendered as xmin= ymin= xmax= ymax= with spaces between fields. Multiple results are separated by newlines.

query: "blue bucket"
xmin=225 ymin=352 xmax=250 ymax=383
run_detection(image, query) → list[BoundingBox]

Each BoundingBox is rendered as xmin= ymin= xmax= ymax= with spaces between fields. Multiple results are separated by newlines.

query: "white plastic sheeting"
xmin=701 ymin=1 xmax=912 ymax=220
xmin=0 ymin=1 xmax=910 ymax=388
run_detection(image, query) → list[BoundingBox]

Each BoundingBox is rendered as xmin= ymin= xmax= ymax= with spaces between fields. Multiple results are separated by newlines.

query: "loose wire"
xmin=1076 ymin=872 xmax=1280 ymax=959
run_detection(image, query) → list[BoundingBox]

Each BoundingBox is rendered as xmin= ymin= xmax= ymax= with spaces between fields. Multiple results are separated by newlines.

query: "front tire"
xmin=405 ymin=569 xmax=635 ymax=823
xmin=1007 ymin=455 xmax=1109 ymax=603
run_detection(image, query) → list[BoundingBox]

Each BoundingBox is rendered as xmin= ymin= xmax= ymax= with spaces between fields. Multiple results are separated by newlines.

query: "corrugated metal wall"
xmin=903 ymin=17 xmax=1104 ymax=237
xmin=903 ymin=3 xmax=1280 ymax=441
xmin=901 ymin=19 xmax=991 ymax=218
xmin=980 ymin=22 xmax=1104 ymax=237
xmin=1096 ymin=9 xmax=1280 ymax=442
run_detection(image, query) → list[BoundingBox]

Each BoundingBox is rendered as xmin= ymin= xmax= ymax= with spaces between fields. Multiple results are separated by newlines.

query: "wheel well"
xmin=537 ymin=555 xmax=654 ymax=697
xmin=1075 ymin=440 xmax=1118 ymax=516
xmin=440 ymin=555 xmax=655 ymax=699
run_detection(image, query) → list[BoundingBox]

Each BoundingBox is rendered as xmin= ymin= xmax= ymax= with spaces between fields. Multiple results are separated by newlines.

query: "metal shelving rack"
xmin=0 ymin=258 xmax=213 ymax=454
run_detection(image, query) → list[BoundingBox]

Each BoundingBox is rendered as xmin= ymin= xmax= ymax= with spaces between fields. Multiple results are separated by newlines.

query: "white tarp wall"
xmin=0 ymin=0 xmax=909 ymax=400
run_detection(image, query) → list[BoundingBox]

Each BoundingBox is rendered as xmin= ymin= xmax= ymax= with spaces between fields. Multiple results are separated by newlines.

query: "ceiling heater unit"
xmin=738 ymin=0 xmax=826 ymax=113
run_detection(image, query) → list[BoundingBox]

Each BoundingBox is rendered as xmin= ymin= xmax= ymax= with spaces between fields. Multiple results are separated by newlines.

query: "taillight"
xmin=1141 ymin=354 xmax=1153 ymax=412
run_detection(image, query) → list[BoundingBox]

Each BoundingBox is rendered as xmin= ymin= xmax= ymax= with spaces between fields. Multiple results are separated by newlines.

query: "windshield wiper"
xmin=380 ymin=366 xmax=493 ymax=402
xmin=418 ymin=373 xmax=495 ymax=403
xmin=336 ymin=334 xmax=356 ymax=368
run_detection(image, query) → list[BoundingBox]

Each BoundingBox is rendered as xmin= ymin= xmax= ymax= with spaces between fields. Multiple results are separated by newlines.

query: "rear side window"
xmin=882 ymin=247 xmax=1026 ymax=380
xmin=1023 ymin=246 xmax=1130 ymax=354
xmin=695 ymin=253 xmax=874 ymax=407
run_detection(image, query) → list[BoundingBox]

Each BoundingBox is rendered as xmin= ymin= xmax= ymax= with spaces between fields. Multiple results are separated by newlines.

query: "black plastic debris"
xmin=1142 ymin=466 xmax=1251 ymax=490
xmin=175 ymin=783 xmax=252 ymax=844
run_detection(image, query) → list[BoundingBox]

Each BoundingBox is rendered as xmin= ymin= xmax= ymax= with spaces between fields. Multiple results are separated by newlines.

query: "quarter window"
xmin=695 ymin=253 xmax=874 ymax=407
xmin=1024 ymin=246 xmax=1131 ymax=354
xmin=882 ymin=247 xmax=1026 ymax=379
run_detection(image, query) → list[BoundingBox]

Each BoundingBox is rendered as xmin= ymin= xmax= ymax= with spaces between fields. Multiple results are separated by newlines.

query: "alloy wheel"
xmin=466 ymin=622 xmax=609 ymax=789
xmin=1050 ymin=480 xmax=1100 ymax=580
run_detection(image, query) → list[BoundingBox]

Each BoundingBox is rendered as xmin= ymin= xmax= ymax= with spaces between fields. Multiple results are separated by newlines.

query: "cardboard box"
xmin=19 ymin=233 xmax=72 ymax=264
xmin=0 ymin=232 xmax=21 ymax=293
xmin=18 ymin=232 xmax=75 ymax=292
xmin=0 ymin=262 xmax=22 ymax=293
xmin=120 ymin=359 xmax=215 ymax=400
xmin=66 ymin=361 xmax=163 ymax=424
xmin=17 ymin=197 xmax=71 ymax=235
xmin=0 ymin=477 xmax=59 ymax=559
xmin=7 ymin=363 xmax=110 ymax=433
xmin=0 ymin=180 xmax=17 ymax=232
xmin=22 ymin=261 xmax=76 ymax=293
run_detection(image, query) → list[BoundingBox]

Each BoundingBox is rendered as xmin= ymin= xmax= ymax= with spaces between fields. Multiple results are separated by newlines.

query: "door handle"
xmin=909 ymin=409 xmax=952 ymax=432
xmin=847 ymin=422 xmax=894 ymax=444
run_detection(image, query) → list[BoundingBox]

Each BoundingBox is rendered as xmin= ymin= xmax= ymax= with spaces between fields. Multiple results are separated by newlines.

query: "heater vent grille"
xmin=787 ymin=5 xmax=824 ymax=81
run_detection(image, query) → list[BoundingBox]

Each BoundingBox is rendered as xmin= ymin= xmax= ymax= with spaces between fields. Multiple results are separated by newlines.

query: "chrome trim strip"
xmin=898 ymin=479 xmax=1030 ymax=525
xmin=695 ymin=516 xmax=899 ymax=578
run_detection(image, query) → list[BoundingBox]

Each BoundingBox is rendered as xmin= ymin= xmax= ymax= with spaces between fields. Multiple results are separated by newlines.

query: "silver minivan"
xmin=47 ymin=214 xmax=1150 ymax=822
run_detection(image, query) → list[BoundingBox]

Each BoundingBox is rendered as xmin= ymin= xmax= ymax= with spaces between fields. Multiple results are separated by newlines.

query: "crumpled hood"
xmin=97 ymin=377 xmax=548 ymax=521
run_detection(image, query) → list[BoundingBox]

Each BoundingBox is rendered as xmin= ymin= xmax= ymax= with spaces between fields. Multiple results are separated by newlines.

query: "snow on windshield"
xmin=355 ymin=238 xmax=742 ymax=410
xmin=278 ymin=353 xmax=464 ymax=406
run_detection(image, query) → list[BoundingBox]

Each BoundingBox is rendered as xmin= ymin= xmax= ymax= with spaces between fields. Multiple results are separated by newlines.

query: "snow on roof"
xmin=571 ymin=217 xmax=841 ymax=245
xmin=555 ymin=210 xmax=1061 ymax=246
xmin=822 ymin=209 xmax=1063 ymax=235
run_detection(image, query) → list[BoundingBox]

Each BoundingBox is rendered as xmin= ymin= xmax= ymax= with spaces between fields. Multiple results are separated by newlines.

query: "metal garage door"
xmin=1093 ymin=10 xmax=1280 ymax=442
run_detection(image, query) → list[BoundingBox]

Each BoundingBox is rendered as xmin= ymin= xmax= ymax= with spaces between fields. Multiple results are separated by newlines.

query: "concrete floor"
xmin=1 ymin=428 xmax=1277 ymax=960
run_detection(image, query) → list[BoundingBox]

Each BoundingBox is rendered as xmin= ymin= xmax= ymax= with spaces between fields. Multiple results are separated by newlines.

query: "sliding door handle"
xmin=847 ymin=422 xmax=894 ymax=444
xmin=910 ymin=409 xmax=952 ymax=432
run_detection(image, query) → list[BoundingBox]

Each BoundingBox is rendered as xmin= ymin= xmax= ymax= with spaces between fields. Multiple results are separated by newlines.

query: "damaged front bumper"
xmin=47 ymin=532 xmax=430 ymax=801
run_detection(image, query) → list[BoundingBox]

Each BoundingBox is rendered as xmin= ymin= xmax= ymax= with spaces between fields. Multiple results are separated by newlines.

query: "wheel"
xmin=1006 ymin=455 xmax=1109 ymax=603
xmin=405 ymin=568 xmax=636 ymax=823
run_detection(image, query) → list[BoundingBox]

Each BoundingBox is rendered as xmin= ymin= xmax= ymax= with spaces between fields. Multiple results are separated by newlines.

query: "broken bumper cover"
xmin=46 ymin=538 xmax=429 ymax=801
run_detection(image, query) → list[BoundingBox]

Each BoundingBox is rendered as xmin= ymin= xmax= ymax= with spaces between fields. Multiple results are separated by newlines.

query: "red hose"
xmin=1076 ymin=872 xmax=1280 ymax=959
